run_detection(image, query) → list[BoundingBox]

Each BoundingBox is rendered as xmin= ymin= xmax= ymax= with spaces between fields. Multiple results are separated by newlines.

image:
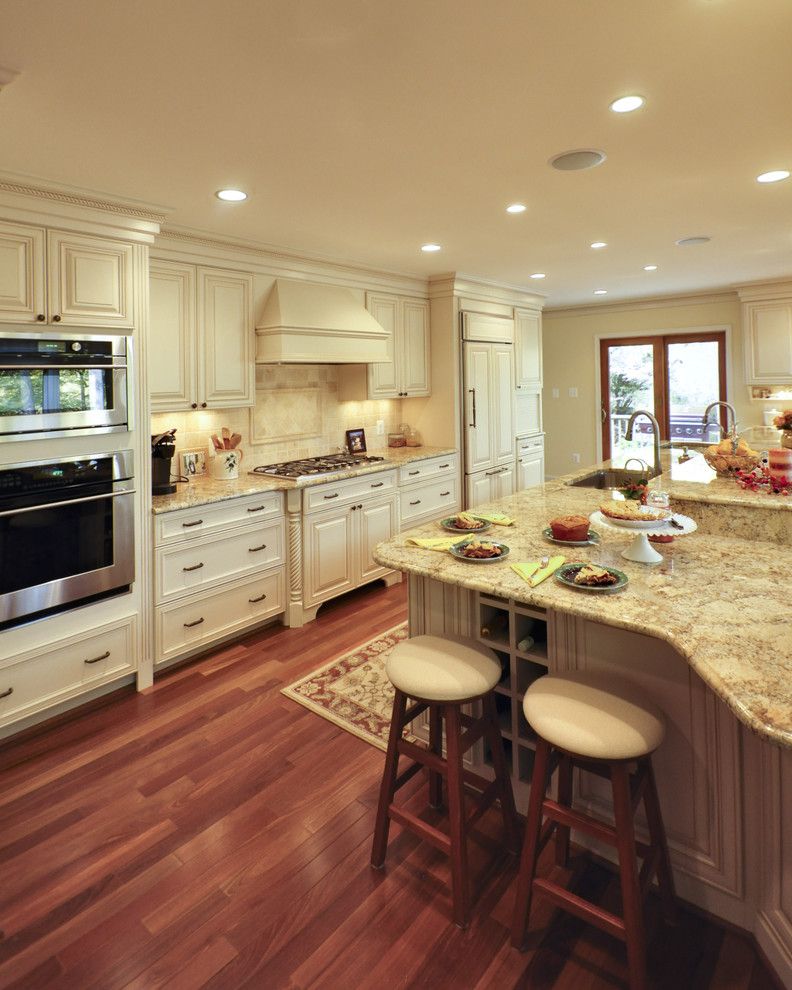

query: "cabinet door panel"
xmin=198 ymin=268 xmax=253 ymax=407
xmin=492 ymin=344 xmax=515 ymax=464
xmin=464 ymin=343 xmax=493 ymax=472
xmin=494 ymin=464 xmax=515 ymax=499
xmin=48 ymin=232 xmax=134 ymax=326
xmin=367 ymin=293 xmax=399 ymax=398
xmin=518 ymin=453 xmax=544 ymax=491
xmin=465 ymin=471 xmax=494 ymax=509
xmin=746 ymin=302 xmax=792 ymax=383
xmin=0 ymin=222 xmax=45 ymax=323
xmin=515 ymin=308 xmax=542 ymax=388
xmin=303 ymin=509 xmax=355 ymax=606
xmin=149 ymin=261 xmax=196 ymax=411
xmin=358 ymin=496 xmax=398 ymax=584
xmin=400 ymin=298 xmax=430 ymax=396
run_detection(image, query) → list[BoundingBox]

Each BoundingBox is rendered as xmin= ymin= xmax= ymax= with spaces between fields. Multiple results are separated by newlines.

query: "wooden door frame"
xmin=598 ymin=328 xmax=728 ymax=461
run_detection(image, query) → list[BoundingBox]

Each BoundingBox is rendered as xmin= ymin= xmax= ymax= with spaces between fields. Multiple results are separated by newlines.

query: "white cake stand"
xmin=589 ymin=510 xmax=698 ymax=565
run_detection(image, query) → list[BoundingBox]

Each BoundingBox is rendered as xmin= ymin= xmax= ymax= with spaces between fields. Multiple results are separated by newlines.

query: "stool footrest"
xmin=403 ymin=700 xmax=429 ymax=725
xmin=465 ymin=779 xmax=500 ymax=830
xmin=395 ymin=758 xmax=424 ymax=791
xmin=398 ymin=738 xmax=445 ymax=775
xmin=533 ymin=878 xmax=627 ymax=941
xmin=543 ymin=799 xmax=618 ymax=848
xmin=388 ymin=804 xmax=452 ymax=854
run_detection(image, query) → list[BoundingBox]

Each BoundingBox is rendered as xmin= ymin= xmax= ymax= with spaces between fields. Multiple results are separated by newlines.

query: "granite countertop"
xmin=151 ymin=446 xmax=458 ymax=514
xmin=374 ymin=451 xmax=792 ymax=749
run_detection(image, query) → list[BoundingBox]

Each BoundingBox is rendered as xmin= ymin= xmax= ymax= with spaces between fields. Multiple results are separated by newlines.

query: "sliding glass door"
xmin=600 ymin=331 xmax=727 ymax=461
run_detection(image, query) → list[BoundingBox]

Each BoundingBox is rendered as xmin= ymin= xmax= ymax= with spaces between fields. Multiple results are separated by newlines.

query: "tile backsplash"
xmin=151 ymin=365 xmax=404 ymax=470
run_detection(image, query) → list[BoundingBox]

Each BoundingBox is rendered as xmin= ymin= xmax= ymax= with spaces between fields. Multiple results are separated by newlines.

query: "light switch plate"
xmin=568 ymin=387 xmax=578 ymax=398
xmin=182 ymin=450 xmax=206 ymax=476
xmin=551 ymin=388 xmax=560 ymax=399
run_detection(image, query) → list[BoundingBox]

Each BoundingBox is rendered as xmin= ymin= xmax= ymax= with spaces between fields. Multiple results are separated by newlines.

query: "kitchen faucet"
xmin=702 ymin=401 xmax=738 ymax=450
xmin=624 ymin=410 xmax=662 ymax=478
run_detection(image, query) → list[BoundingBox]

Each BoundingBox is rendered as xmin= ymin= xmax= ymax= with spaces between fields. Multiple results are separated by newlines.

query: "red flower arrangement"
xmin=735 ymin=465 xmax=790 ymax=495
xmin=772 ymin=410 xmax=792 ymax=431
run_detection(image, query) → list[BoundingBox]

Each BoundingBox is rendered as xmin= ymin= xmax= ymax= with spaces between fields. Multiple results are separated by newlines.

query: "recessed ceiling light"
xmin=643 ymin=265 xmax=658 ymax=271
xmin=215 ymin=189 xmax=247 ymax=202
xmin=421 ymin=243 xmax=442 ymax=253
xmin=529 ymin=273 xmax=546 ymax=280
xmin=756 ymin=169 xmax=790 ymax=184
xmin=676 ymin=236 xmax=711 ymax=246
xmin=610 ymin=95 xmax=645 ymax=114
xmin=594 ymin=289 xmax=608 ymax=295
xmin=549 ymin=149 xmax=607 ymax=171
xmin=590 ymin=241 xmax=607 ymax=249
xmin=506 ymin=203 xmax=527 ymax=214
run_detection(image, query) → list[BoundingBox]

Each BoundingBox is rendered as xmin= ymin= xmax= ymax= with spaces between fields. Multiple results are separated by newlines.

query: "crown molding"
xmin=428 ymin=271 xmax=545 ymax=308
xmin=544 ymin=287 xmax=739 ymax=318
xmin=735 ymin=278 xmax=792 ymax=302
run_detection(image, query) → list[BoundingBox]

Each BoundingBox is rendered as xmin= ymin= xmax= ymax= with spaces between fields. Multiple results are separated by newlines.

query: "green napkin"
xmin=405 ymin=536 xmax=463 ymax=551
xmin=511 ymin=556 xmax=565 ymax=587
xmin=474 ymin=511 xmax=515 ymax=526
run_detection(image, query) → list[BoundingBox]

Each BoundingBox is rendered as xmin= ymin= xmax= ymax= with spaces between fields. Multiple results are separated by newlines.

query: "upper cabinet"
xmin=0 ymin=221 xmax=133 ymax=327
xmin=514 ymin=308 xmax=542 ymax=389
xmin=366 ymin=292 xmax=430 ymax=399
xmin=149 ymin=260 xmax=253 ymax=412
xmin=743 ymin=298 xmax=792 ymax=384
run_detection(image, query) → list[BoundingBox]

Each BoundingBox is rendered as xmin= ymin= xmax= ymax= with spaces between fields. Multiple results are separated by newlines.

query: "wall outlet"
xmin=376 ymin=419 xmax=385 ymax=435
xmin=568 ymin=386 xmax=578 ymax=399
xmin=551 ymin=387 xmax=560 ymax=399
xmin=572 ymin=453 xmax=581 ymax=464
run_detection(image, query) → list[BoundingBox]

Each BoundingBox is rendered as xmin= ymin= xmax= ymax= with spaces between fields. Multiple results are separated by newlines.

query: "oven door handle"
xmin=0 ymin=488 xmax=136 ymax=518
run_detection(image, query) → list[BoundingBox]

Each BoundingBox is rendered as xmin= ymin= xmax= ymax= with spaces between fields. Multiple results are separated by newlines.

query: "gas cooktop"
xmin=250 ymin=453 xmax=387 ymax=480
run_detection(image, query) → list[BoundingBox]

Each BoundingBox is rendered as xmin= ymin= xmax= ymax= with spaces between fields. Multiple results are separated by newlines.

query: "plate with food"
xmin=449 ymin=538 xmax=510 ymax=563
xmin=555 ymin=562 xmax=628 ymax=593
xmin=441 ymin=512 xmax=492 ymax=534
xmin=598 ymin=499 xmax=671 ymax=529
xmin=544 ymin=514 xmax=600 ymax=546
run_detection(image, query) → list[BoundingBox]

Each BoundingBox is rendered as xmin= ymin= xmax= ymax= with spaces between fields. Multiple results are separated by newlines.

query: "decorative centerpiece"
xmin=702 ymin=432 xmax=760 ymax=475
xmin=735 ymin=455 xmax=792 ymax=495
xmin=773 ymin=409 xmax=792 ymax=449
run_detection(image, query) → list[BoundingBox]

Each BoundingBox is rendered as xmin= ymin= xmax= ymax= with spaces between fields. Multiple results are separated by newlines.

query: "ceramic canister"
xmin=211 ymin=449 xmax=243 ymax=480
xmin=768 ymin=447 xmax=792 ymax=485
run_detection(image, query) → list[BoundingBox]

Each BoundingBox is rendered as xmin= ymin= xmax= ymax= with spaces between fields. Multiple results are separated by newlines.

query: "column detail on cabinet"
xmin=286 ymin=488 xmax=304 ymax=628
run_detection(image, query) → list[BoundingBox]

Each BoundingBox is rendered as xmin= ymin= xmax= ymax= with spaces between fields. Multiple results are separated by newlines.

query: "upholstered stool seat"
xmin=512 ymin=671 xmax=676 ymax=990
xmin=372 ymin=634 xmax=519 ymax=928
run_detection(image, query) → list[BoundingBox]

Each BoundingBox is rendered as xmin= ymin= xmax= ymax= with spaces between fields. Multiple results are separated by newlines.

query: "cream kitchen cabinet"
xmin=514 ymin=308 xmax=542 ymax=389
xmin=366 ymin=293 xmax=430 ymax=399
xmin=149 ymin=260 xmax=254 ymax=411
xmin=0 ymin=221 xmax=133 ymax=327
xmin=465 ymin=463 xmax=515 ymax=508
xmin=398 ymin=454 xmax=460 ymax=528
xmin=516 ymin=435 xmax=544 ymax=490
xmin=464 ymin=341 xmax=514 ymax=473
xmin=303 ymin=489 xmax=399 ymax=608
xmin=743 ymin=297 xmax=792 ymax=384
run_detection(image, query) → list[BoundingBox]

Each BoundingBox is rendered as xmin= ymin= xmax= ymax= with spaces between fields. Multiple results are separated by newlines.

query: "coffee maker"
xmin=151 ymin=429 xmax=177 ymax=495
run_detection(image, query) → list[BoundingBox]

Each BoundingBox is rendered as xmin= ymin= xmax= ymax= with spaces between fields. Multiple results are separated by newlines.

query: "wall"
xmin=541 ymin=294 xmax=761 ymax=478
xmin=152 ymin=364 xmax=403 ymax=472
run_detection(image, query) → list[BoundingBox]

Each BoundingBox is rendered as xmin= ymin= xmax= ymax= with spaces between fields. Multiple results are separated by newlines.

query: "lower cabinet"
xmin=303 ymin=493 xmax=399 ymax=608
xmin=397 ymin=453 xmax=461 ymax=529
xmin=465 ymin=463 xmax=515 ymax=508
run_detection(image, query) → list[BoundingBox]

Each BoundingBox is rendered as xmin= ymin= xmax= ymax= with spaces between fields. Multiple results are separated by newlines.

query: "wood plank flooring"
xmin=0 ymin=581 xmax=779 ymax=989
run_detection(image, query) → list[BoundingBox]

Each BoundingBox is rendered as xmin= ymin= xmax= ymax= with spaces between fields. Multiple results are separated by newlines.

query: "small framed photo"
xmin=345 ymin=428 xmax=367 ymax=454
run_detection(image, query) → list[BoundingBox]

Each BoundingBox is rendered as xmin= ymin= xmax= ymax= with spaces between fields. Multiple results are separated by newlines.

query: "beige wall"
xmin=541 ymin=295 xmax=763 ymax=477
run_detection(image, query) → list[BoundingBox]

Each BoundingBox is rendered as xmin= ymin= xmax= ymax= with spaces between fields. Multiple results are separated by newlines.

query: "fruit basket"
xmin=702 ymin=438 xmax=760 ymax=476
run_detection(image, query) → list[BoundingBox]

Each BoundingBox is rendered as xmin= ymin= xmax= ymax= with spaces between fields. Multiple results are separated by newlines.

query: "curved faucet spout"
xmin=702 ymin=401 xmax=736 ymax=438
xmin=624 ymin=409 xmax=662 ymax=478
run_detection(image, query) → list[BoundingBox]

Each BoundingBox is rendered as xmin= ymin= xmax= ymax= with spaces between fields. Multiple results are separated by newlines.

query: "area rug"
xmin=281 ymin=622 xmax=416 ymax=751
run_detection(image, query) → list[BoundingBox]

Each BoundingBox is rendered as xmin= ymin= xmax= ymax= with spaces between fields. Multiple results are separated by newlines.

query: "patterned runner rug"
xmin=281 ymin=622 xmax=415 ymax=751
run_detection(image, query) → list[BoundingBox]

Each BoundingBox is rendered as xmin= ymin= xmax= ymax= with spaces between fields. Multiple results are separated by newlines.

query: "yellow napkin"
xmin=474 ymin=511 xmax=515 ymax=526
xmin=405 ymin=536 xmax=463 ymax=552
xmin=511 ymin=556 xmax=565 ymax=587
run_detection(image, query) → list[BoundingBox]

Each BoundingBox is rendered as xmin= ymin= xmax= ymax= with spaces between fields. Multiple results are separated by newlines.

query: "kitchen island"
xmin=374 ymin=447 xmax=792 ymax=986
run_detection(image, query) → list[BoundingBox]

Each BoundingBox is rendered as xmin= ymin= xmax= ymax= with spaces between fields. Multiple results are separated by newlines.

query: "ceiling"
xmin=0 ymin=0 xmax=790 ymax=307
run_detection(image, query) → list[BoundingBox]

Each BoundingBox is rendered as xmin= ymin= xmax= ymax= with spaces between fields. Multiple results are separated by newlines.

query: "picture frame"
xmin=345 ymin=428 xmax=367 ymax=454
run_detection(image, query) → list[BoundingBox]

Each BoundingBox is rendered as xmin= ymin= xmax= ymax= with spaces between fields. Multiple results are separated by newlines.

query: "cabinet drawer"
xmin=398 ymin=454 xmax=457 ymax=486
xmin=156 ymin=520 xmax=284 ymax=603
xmin=400 ymin=477 xmax=459 ymax=525
xmin=156 ymin=568 xmax=285 ymax=664
xmin=517 ymin=436 xmax=544 ymax=456
xmin=304 ymin=469 xmax=397 ymax=513
xmin=0 ymin=617 xmax=135 ymax=728
xmin=155 ymin=491 xmax=283 ymax=546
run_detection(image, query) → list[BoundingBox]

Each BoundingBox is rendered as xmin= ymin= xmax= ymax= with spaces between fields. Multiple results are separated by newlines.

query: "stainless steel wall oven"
xmin=0 ymin=451 xmax=135 ymax=627
xmin=0 ymin=331 xmax=129 ymax=440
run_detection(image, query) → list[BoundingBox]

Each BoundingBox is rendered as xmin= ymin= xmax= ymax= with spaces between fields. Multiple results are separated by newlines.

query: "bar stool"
xmin=371 ymin=634 xmax=520 ymax=928
xmin=511 ymin=671 xmax=676 ymax=990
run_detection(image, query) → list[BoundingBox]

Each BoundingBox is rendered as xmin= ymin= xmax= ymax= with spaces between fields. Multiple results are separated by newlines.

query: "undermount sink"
xmin=567 ymin=468 xmax=657 ymax=490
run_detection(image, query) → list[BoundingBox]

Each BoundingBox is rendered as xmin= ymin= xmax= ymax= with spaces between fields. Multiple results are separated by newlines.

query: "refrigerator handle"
xmin=468 ymin=388 xmax=477 ymax=428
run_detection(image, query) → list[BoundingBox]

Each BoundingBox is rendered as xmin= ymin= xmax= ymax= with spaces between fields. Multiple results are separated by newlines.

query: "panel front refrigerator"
xmin=463 ymin=340 xmax=516 ymax=508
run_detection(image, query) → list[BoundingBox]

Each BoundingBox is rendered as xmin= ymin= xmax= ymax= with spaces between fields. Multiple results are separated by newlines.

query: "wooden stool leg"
xmin=371 ymin=689 xmax=408 ymax=869
xmin=482 ymin=693 xmax=520 ymax=855
xmin=641 ymin=756 xmax=677 ymax=924
xmin=511 ymin=736 xmax=552 ymax=949
xmin=554 ymin=754 xmax=573 ymax=866
xmin=428 ymin=705 xmax=443 ymax=810
xmin=611 ymin=763 xmax=648 ymax=990
xmin=444 ymin=704 xmax=469 ymax=928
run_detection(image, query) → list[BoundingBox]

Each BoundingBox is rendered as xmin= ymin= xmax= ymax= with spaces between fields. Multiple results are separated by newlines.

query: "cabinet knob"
xmin=191 ymin=402 xmax=198 ymax=409
xmin=52 ymin=314 xmax=61 ymax=322
xmin=36 ymin=313 xmax=46 ymax=322
xmin=201 ymin=402 xmax=207 ymax=409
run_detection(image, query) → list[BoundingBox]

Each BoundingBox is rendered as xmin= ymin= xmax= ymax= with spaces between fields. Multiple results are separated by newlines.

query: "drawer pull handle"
xmin=183 ymin=618 xmax=205 ymax=628
xmin=323 ymin=493 xmax=339 ymax=500
xmin=249 ymin=593 xmax=268 ymax=603
xmin=370 ymin=482 xmax=384 ymax=488
xmin=408 ymin=470 xmax=420 ymax=476
xmin=409 ymin=499 xmax=421 ymax=506
xmin=439 ymin=463 xmax=450 ymax=469
xmin=247 ymin=505 xmax=266 ymax=513
xmin=248 ymin=544 xmax=268 ymax=553
xmin=84 ymin=651 xmax=110 ymax=665
xmin=0 ymin=686 xmax=13 ymax=699
xmin=440 ymin=491 xmax=450 ymax=497
xmin=183 ymin=562 xmax=204 ymax=572
xmin=182 ymin=519 xmax=203 ymax=528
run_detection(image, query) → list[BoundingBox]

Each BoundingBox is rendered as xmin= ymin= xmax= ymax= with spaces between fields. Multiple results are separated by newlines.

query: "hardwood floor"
xmin=0 ymin=581 xmax=779 ymax=990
